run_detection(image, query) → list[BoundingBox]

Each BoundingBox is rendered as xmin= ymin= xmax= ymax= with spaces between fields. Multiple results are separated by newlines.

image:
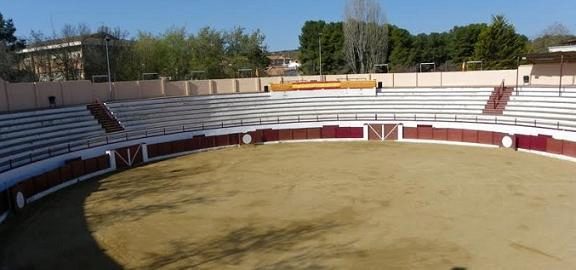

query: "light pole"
xmin=318 ymin=33 xmax=323 ymax=79
xmin=105 ymin=36 xmax=113 ymax=99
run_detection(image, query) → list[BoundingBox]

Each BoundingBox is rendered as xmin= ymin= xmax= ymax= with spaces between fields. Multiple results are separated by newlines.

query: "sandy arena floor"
xmin=2 ymin=142 xmax=576 ymax=270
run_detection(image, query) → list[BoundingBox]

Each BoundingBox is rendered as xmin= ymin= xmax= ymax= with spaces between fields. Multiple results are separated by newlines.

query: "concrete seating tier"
xmin=504 ymin=88 xmax=576 ymax=127
xmin=108 ymin=88 xmax=493 ymax=131
xmin=0 ymin=106 xmax=106 ymax=167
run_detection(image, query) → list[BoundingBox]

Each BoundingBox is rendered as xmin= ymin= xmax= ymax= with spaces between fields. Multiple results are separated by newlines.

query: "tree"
xmin=189 ymin=27 xmax=226 ymax=79
xmin=223 ymin=27 xmax=269 ymax=77
xmin=387 ymin=25 xmax=414 ymax=72
xmin=0 ymin=12 xmax=26 ymax=81
xmin=474 ymin=15 xmax=528 ymax=69
xmin=531 ymin=23 xmax=575 ymax=53
xmin=343 ymin=0 xmax=389 ymax=74
xmin=0 ymin=12 xmax=24 ymax=50
xmin=448 ymin=24 xmax=488 ymax=64
xmin=298 ymin=21 xmax=348 ymax=75
xmin=83 ymin=25 xmax=136 ymax=81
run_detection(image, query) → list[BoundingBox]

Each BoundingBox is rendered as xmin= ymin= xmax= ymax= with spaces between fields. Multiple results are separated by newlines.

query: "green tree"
xmin=448 ymin=23 xmax=488 ymax=64
xmin=189 ymin=27 xmax=226 ymax=79
xmin=223 ymin=27 xmax=269 ymax=77
xmin=0 ymin=12 xmax=26 ymax=81
xmin=474 ymin=15 xmax=528 ymax=69
xmin=387 ymin=25 xmax=414 ymax=72
xmin=298 ymin=21 xmax=348 ymax=75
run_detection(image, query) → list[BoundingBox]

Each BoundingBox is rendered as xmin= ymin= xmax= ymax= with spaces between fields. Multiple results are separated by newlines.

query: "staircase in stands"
xmin=87 ymin=101 xmax=124 ymax=133
xmin=483 ymin=84 xmax=514 ymax=115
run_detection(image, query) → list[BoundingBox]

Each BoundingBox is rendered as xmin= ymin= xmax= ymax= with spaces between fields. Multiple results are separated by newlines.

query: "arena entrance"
xmin=113 ymin=145 xmax=144 ymax=168
xmin=367 ymin=124 xmax=400 ymax=141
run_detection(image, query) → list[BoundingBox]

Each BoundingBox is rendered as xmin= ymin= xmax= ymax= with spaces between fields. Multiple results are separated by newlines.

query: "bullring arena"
xmin=2 ymin=66 xmax=576 ymax=269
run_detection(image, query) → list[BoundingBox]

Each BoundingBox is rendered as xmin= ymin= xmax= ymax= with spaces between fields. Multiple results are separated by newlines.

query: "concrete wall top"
xmin=1 ymin=64 xmax=575 ymax=112
xmin=139 ymin=80 xmax=164 ymax=99
xmin=35 ymin=82 xmax=63 ymax=108
xmin=165 ymin=81 xmax=188 ymax=97
xmin=114 ymin=81 xmax=140 ymax=100
xmin=61 ymin=80 xmax=93 ymax=105
xmin=7 ymin=83 xmax=36 ymax=111
xmin=189 ymin=80 xmax=211 ymax=96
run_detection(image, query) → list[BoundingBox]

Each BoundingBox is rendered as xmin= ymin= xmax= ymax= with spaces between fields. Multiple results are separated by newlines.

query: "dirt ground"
xmin=2 ymin=142 xmax=576 ymax=270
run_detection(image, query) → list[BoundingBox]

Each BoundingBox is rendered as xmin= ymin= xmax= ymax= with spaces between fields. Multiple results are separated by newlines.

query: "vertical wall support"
xmin=234 ymin=79 xmax=240 ymax=93
xmin=3 ymin=79 xmax=10 ymax=111
xmin=185 ymin=81 xmax=190 ymax=96
xmin=160 ymin=78 xmax=166 ymax=97
xmin=58 ymin=81 xmax=65 ymax=106
xmin=209 ymin=80 xmax=216 ymax=94
xmin=256 ymin=78 xmax=262 ymax=92
xmin=559 ymin=54 xmax=564 ymax=96
xmin=33 ymin=82 xmax=39 ymax=109
xmin=142 ymin=143 xmax=149 ymax=163
xmin=397 ymin=124 xmax=404 ymax=140
xmin=137 ymin=81 xmax=143 ymax=99
xmin=106 ymin=150 xmax=117 ymax=171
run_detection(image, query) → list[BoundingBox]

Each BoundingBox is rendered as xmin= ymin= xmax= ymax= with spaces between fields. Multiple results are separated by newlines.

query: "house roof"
xmin=18 ymin=32 xmax=122 ymax=54
xmin=525 ymin=51 xmax=576 ymax=64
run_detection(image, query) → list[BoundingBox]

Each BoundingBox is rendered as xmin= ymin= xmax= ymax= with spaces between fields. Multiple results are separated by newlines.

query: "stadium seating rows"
xmin=0 ymin=106 xmax=106 ymax=171
xmin=2 ymin=87 xmax=576 ymax=172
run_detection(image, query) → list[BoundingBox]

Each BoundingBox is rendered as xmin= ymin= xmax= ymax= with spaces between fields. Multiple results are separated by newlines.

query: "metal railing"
xmin=2 ymin=112 xmax=576 ymax=174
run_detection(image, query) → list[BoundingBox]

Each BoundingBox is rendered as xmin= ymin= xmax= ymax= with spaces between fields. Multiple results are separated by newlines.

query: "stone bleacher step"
xmin=483 ymin=86 xmax=514 ymax=115
xmin=87 ymin=102 xmax=124 ymax=133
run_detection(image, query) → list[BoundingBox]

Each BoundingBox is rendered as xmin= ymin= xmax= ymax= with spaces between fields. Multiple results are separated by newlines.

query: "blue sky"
xmin=1 ymin=0 xmax=575 ymax=51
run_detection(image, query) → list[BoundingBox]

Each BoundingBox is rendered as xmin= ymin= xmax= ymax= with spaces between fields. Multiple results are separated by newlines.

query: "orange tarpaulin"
xmin=270 ymin=80 xmax=376 ymax=91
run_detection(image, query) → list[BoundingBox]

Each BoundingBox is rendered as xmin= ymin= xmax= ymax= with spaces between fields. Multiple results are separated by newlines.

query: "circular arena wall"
xmin=2 ymin=88 xmax=576 ymax=223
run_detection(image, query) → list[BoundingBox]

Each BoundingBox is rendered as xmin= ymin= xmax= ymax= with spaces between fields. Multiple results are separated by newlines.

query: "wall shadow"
xmin=0 ymin=177 xmax=122 ymax=270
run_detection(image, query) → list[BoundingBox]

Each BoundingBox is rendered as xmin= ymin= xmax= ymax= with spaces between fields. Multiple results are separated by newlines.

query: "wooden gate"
xmin=114 ymin=145 xmax=144 ymax=168
xmin=367 ymin=124 xmax=400 ymax=141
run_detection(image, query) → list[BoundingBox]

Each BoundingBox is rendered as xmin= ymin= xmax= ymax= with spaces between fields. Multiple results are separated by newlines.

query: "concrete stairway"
xmin=87 ymin=102 xmax=124 ymax=133
xmin=483 ymin=86 xmax=514 ymax=115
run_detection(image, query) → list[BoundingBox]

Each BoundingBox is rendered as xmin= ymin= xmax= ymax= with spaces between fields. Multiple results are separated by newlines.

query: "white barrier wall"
xmin=36 ymin=82 xmax=63 ymax=108
xmin=189 ymin=80 xmax=211 ymax=95
xmin=62 ymin=80 xmax=93 ymax=105
xmin=1 ymin=64 xmax=575 ymax=112
xmin=7 ymin=83 xmax=36 ymax=111
xmin=114 ymin=81 xmax=140 ymax=100
xmin=165 ymin=81 xmax=188 ymax=96
xmin=140 ymin=80 xmax=164 ymax=99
